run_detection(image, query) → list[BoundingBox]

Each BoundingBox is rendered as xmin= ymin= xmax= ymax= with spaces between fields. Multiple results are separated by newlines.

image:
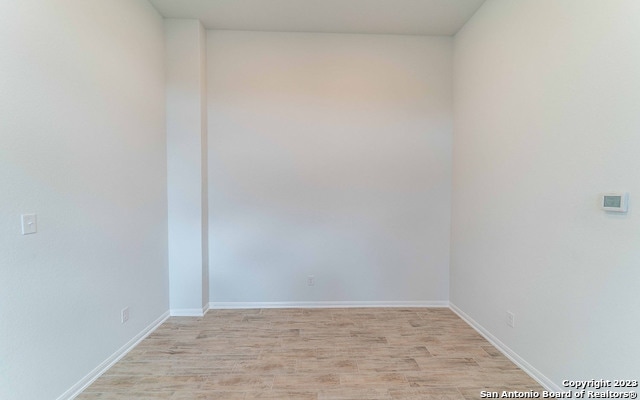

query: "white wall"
xmin=0 ymin=1 xmax=167 ymax=398
xmin=166 ymin=19 xmax=209 ymax=314
xmin=200 ymin=23 xmax=210 ymax=312
xmin=452 ymin=0 xmax=640 ymax=388
xmin=207 ymin=31 xmax=452 ymax=304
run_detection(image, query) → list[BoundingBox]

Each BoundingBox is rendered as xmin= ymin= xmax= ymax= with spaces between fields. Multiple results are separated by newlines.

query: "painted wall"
xmin=0 ymin=1 xmax=167 ymax=398
xmin=207 ymin=31 xmax=452 ymax=304
xmin=452 ymin=0 xmax=640 ymax=388
xmin=166 ymin=19 xmax=209 ymax=314
xmin=200 ymin=23 xmax=210 ymax=311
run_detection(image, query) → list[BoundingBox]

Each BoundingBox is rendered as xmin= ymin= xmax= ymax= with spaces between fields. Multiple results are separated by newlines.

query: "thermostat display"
xmin=601 ymin=193 xmax=628 ymax=212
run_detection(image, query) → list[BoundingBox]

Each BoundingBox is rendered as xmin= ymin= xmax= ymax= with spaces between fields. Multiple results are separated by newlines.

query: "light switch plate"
xmin=21 ymin=214 xmax=37 ymax=235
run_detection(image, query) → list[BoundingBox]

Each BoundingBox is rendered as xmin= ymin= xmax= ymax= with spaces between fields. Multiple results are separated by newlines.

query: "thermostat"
xmin=601 ymin=192 xmax=628 ymax=212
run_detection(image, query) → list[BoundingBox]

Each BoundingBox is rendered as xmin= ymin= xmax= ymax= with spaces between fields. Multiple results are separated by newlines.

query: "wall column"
xmin=165 ymin=19 xmax=208 ymax=315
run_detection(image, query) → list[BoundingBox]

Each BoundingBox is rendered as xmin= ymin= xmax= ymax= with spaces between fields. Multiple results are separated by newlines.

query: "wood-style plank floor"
xmin=77 ymin=308 xmax=543 ymax=399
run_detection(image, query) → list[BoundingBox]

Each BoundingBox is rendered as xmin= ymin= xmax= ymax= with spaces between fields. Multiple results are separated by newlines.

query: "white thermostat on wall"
xmin=601 ymin=192 xmax=628 ymax=212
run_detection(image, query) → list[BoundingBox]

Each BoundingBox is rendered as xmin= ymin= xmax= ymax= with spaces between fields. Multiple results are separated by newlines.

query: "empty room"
xmin=1 ymin=0 xmax=639 ymax=399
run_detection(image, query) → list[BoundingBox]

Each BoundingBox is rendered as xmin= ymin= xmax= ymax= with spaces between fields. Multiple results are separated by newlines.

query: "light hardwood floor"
xmin=77 ymin=308 xmax=543 ymax=399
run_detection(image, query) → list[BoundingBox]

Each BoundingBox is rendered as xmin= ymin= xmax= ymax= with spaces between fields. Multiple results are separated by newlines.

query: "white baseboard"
xmin=57 ymin=310 xmax=170 ymax=400
xmin=209 ymin=300 xmax=449 ymax=309
xmin=170 ymin=305 xmax=210 ymax=317
xmin=449 ymin=303 xmax=560 ymax=392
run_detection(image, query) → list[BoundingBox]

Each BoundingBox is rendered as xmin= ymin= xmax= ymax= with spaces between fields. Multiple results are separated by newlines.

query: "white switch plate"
xmin=21 ymin=214 xmax=37 ymax=235
xmin=121 ymin=307 xmax=130 ymax=324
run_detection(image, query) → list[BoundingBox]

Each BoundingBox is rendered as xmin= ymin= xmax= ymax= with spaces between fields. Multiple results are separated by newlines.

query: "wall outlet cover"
xmin=506 ymin=311 xmax=515 ymax=328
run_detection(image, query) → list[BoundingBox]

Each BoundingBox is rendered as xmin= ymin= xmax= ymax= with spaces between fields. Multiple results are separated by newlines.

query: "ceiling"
xmin=148 ymin=0 xmax=486 ymax=36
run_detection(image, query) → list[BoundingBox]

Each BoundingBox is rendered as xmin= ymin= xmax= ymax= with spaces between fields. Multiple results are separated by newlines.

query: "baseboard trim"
xmin=57 ymin=310 xmax=170 ymax=400
xmin=449 ymin=302 xmax=560 ymax=392
xmin=170 ymin=306 xmax=209 ymax=317
xmin=209 ymin=300 xmax=449 ymax=309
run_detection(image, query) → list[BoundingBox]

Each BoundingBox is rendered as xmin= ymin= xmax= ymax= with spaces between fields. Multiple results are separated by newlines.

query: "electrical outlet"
xmin=307 ymin=275 xmax=315 ymax=286
xmin=121 ymin=307 xmax=130 ymax=324
xmin=506 ymin=311 xmax=515 ymax=328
